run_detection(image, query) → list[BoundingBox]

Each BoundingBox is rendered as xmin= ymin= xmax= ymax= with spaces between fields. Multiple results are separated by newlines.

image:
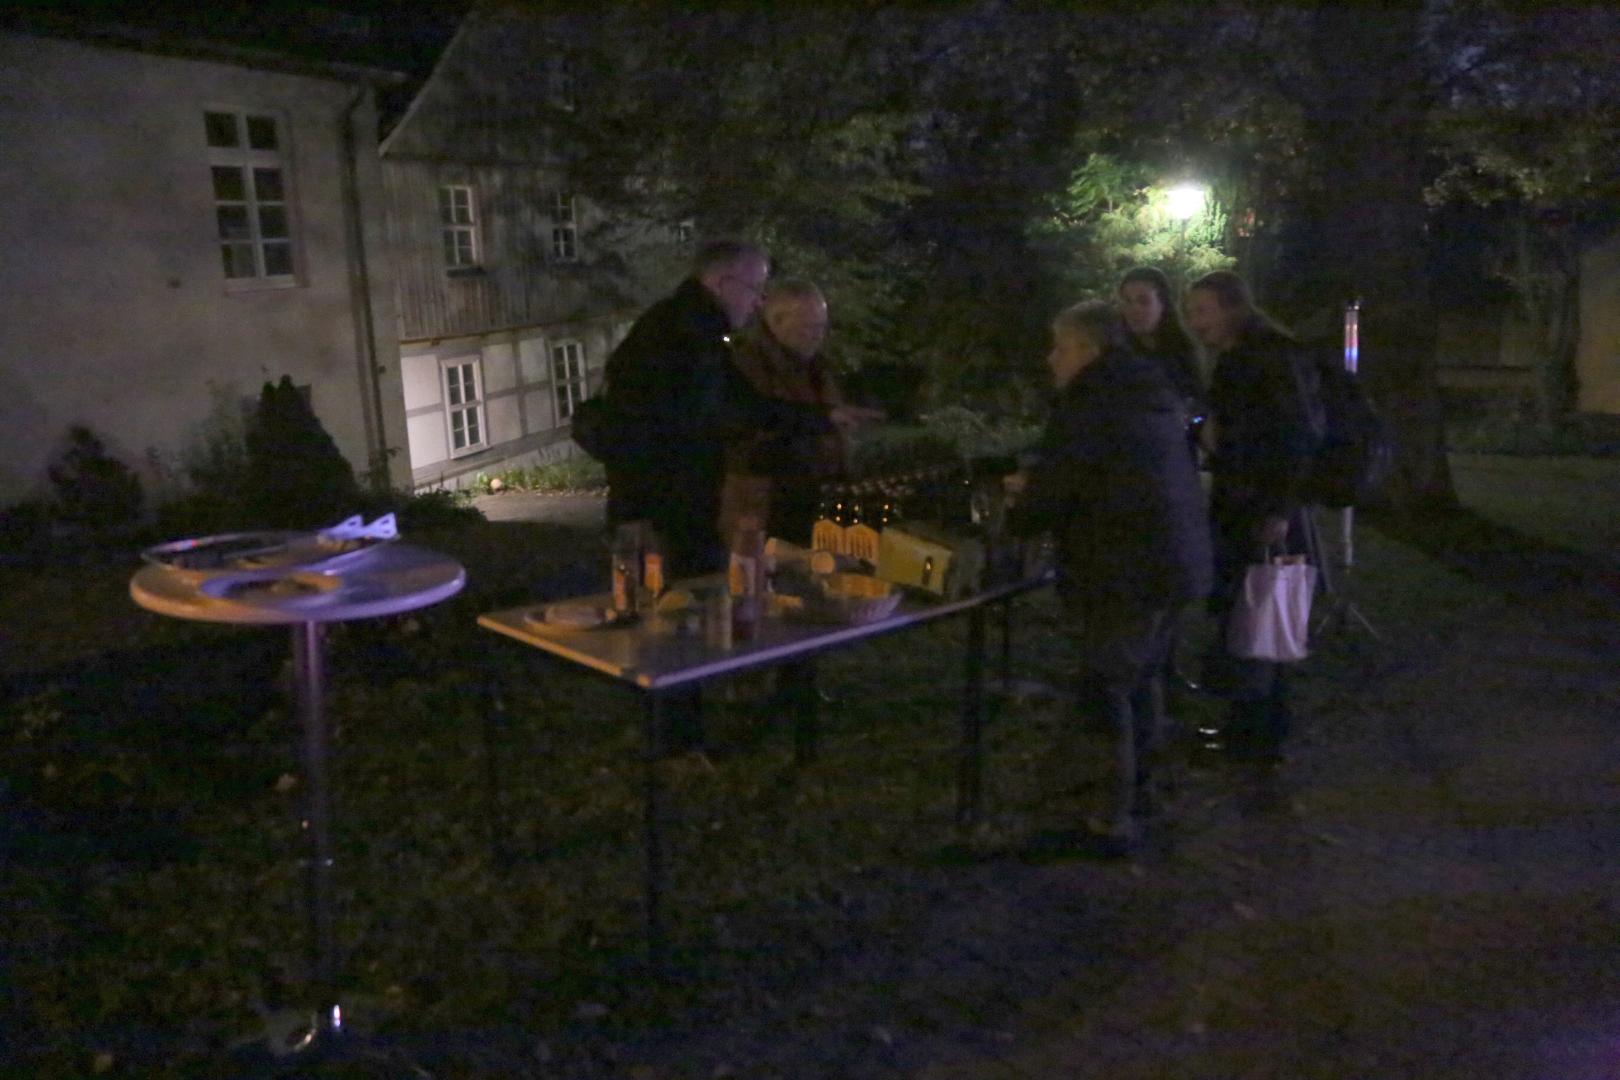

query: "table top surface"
xmin=131 ymin=542 xmax=466 ymax=626
xmin=478 ymin=574 xmax=1047 ymax=691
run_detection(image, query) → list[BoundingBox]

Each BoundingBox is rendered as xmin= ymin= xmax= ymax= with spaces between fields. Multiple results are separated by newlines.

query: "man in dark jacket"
xmin=604 ymin=240 xmax=852 ymax=576
xmin=1007 ymin=301 xmax=1212 ymax=854
xmin=1185 ymin=270 xmax=1320 ymax=760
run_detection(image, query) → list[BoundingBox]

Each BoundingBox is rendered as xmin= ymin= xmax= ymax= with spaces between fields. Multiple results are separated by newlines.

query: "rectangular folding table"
xmin=478 ymin=573 xmax=1047 ymax=962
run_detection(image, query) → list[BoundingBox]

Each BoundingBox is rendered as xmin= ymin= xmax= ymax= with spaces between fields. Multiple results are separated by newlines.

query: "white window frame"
xmin=204 ymin=107 xmax=298 ymax=289
xmin=438 ymin=185 xmax=479 ymax=269
xmin=551 ymin=340 xmax=588 ymax=422
xmin=441 ymin=357 xmax=488 ymax=456
xmin=550 ymin=192 xmax=579 ymax=263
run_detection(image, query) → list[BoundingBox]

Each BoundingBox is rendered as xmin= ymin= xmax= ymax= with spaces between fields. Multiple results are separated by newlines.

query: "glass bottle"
xmin=640 ymin=528 xmax=665 ymax=607
xmin=610 ymin=522 xmax=642 ymax=617
xmin=728 ymin=514 xmax=767 ymax=641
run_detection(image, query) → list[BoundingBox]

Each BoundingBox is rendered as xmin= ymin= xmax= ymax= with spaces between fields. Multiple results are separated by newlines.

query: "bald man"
xmin=720 ymin=279 xmax=879 ymax=543
xmin=603 ymin=243 xmax=862 ymax=576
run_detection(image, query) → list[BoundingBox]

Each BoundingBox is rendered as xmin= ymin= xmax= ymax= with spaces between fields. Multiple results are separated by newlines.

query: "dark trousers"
xmin=1206 ymin=504 xmax=1317 ymax=748
xmin=1066 ymin=595 xmax=1181 ymax=830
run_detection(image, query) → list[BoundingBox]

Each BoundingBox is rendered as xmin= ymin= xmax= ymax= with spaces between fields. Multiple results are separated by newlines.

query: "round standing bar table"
xmin=130 ymin=543 xmax=464 ymax=1057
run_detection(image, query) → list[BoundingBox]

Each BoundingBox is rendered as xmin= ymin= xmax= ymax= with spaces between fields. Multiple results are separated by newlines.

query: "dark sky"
xmin=2 ymin=0 xmax=470 ymax=127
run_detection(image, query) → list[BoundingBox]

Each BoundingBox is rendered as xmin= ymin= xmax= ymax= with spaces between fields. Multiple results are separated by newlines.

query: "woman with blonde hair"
xmin=1183 ymin=269 xmax=1320 ymax=761
xmin=1006 ymin=301 xmax=1211 ymax=854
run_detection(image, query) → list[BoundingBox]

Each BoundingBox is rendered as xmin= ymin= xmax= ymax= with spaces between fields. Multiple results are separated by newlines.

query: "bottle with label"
xmin=728 ymin=514 xmax=766 ymax=641
xmin=610 ymin=522 xmax=642 ymax=617
xmin=640 ymin=528 xmax=665 ymax=608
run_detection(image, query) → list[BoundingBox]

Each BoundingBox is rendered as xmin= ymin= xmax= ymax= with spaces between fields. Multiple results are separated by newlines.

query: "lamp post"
xmin=1167 ymin=182 xmax=1205 ymax=287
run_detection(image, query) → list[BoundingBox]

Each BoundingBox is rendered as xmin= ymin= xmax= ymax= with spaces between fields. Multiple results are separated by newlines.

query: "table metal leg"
xmin=642 ymin=693 xmax=669 ymax=968
xmin=957 ymin=605 xmax=987 ymax=826
xmin=292 ymin=622 xmax=343 ymax=1041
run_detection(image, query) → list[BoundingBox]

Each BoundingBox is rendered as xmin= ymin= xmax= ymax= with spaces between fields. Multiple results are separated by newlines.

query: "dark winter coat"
xmin=719 ymin=325 xmax=848 ymax=544
xmin=1011 ymin=347 xmax=1213 ymax=607
xmin=602 ymin=278 xmax=834 ymax=573
xmin=1135 ymin=338 xmax=1206 ymax=465
xmin=1206 ymin=320 xmax=1319 ymax=528
xmin=1137 ymin=340 xmax=1204 ymax=415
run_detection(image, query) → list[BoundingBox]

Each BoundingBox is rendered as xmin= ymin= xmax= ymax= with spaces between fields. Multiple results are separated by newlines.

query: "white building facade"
xmin=0 ymin=26 xmax=407 ymax=505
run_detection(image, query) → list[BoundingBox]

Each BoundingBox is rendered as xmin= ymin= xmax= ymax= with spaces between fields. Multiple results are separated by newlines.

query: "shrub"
xmin=243 ymin=377 xmax=361 ymax=527
xmin=183 ymin=382 xmax=252 ymax=496
xmin=484 ymin=458 xmax=606 ymax=494
xmin=0 ymin=499 xmax=56 ymax=565
xmin=919 ymin=405 xmax=1042 ymax=459
xmin=358 ymin=488 xmax=486 ymax=531
xmin=47 ymin=426 xmax=145 ymax=540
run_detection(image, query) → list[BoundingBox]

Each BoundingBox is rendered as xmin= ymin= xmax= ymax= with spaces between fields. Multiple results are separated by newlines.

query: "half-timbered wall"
xmin=380 ymin=7 xmax=684 ymax=488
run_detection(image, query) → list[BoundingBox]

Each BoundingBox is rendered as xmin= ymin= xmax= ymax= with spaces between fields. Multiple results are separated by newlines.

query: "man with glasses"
xmin=603 ymin=240 xmax=868 ymax=576
xmin=599 ymin=240 xmax=864 ymax=750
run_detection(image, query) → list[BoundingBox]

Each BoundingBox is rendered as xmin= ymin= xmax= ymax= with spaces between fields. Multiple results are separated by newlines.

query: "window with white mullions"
xmin=443 ymin=358 xmax=487 ymax=454
xmin=438 ymin=185 xmax=478 ymax=268
xmin=205 ymin=109 xmax=296 ymax=282
xmin=551 ymin=340 xmax=587 ymax=421
xmin=550 ymin=192 xmax=579 ymax=262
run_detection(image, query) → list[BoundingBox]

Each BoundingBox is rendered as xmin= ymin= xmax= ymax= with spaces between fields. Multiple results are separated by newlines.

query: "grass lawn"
xmin=1 ymin=455 xmax=1613 ymax=1077
xmin=1448 ymin=452 xmax=1620 ymax=556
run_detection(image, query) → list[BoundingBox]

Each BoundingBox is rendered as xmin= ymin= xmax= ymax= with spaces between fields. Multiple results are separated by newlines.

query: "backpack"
xmin=1297 ymin=346 xmax=1396 ymax=509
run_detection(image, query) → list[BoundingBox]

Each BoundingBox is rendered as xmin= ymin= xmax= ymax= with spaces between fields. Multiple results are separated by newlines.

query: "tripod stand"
xmin=1311 ymin=505 xmax=1382 ymax=643
xmin=1311 ymin=299 xmax=1381 ymax=644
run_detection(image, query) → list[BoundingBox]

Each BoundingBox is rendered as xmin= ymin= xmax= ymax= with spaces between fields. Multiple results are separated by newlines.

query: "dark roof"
xmin=1 ymin=0 xmax=467 ymax=124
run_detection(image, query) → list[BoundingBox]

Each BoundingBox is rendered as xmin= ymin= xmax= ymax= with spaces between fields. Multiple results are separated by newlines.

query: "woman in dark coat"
xmin=1184 ymin=270 xmax=1320 ymax=760
xmin=1118 ymin=265 xmax=1208 ymax=693
xmin=1007 ymin=301 xmax=1212 ymax=854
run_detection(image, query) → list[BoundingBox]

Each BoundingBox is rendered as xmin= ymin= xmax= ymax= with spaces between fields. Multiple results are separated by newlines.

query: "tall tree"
xmin=1426 ymin=2 xmax=1620 ymax=421
xmin=1293 ymin=1 xmax=1454 ymax=507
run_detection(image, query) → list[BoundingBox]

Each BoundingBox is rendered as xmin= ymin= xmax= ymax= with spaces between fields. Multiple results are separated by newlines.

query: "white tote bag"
xmin=1226 ymin=557 xmax=1318 ymax=662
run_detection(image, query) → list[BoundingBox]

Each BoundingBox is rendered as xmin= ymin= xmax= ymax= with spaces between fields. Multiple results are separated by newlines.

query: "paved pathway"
xmin=473 ymin=491 xmax=606 ymax=532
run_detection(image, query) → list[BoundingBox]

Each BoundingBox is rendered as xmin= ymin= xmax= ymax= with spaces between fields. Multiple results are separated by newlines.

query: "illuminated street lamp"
xmin=1166 ymin=182 xmax=1206 ymax=286
xmin=1167 ymin=183 xmax=1206 ymax=221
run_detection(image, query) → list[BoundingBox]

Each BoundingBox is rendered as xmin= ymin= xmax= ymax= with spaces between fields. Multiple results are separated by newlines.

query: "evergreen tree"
xmin=243 ymin=376 xmax=360 ymax=528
